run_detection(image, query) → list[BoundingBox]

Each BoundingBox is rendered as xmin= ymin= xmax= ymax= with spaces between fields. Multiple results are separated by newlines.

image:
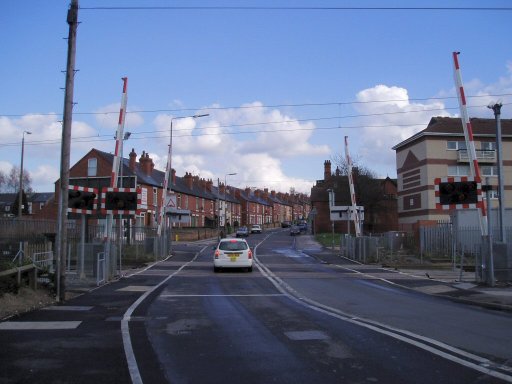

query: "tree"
xmin=12 ymin=190 xmax=30 ymax=217
xmin=0 ymin=170 xmax=5 ymax=191
xmin=331 ymin=154 xmax=377 ymax=178
xmin=331 ymin=155 xmax=387 ymax=232
xmin=3 ymin=166 xmax=33 ymax=194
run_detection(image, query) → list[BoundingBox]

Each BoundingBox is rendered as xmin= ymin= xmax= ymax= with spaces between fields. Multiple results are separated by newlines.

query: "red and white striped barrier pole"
xmin=104 ymin=78 xmax=128 ymax=262
xmin=110 ymin=77 xmax=128 ymax=188
xmin=345 ymin=136 xmax=362 ymax=237
xmin=452 ymin=52 xmax=487 ymax=236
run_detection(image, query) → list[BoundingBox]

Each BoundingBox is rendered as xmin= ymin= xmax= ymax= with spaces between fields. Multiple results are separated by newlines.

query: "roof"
xmin=236 ymin=188 xmax=272 ymax=207
xmin=392 ymin=116 xmax=512 ymax=150
xmin=0 ymin=193 xmax=53 ymax=203
xmin=29 ymin=192 xmax=54 ymax=203
xmin=171 ymin=176 xmax=217 ymax=200
xmin=95 ymin=150 xmax=165 ymax=188
xmin=0 ymin=193 xmax=17 ymax=204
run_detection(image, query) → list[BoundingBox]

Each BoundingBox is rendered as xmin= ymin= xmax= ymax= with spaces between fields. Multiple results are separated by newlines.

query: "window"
xmin=485 ymin=190 xmax=498 ymax=199
xmin=87 ymin=158 xmax=97 ymax=176
xmin=219 ymin=240 xmax=248 ymax=251
xmin=153 ymin=188 xmax=158 ymax=207
xmin=481 ymin=142 xmax=496 ymax=151
xmin=447 ymin=141 xmax=466 ymax=150
xmin=481 ymin=166 xmax=498 ymax=176
xmin=447 ymin=165 xmax=470 ymax=176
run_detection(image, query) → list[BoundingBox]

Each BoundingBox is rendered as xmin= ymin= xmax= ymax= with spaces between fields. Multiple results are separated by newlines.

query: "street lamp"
xmin=160 ymin=113 xmax=209 ymax=257
xmin=488 ymin=102 xmax=505 ymax=242
xmin=18 ymin=130 xmax=32 ymax=218
xmin=224 ymin=172 xmax=237 ymax=229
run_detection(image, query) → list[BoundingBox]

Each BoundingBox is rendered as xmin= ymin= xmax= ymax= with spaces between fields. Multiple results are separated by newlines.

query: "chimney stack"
xmin=129 ymin=148 xmax=137 ymax=172
xmin=324 ymin=160 xmax=332 ymax=181
xmin=184 ymin=172 xmax=193 ymax=189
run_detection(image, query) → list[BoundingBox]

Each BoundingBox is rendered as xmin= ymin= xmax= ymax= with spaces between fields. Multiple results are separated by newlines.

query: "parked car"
xmin=213 ymin=238 xmax=253 ymax=272
xmin=250 ymin=224 xmax=262 ymax=234
xmin=281 ymin=221 xmax=292 ymax=228
xmin=290 ymin=225 xmax=300 ymax=236
xmin=236 ymin=226 xmax=249 ymax=237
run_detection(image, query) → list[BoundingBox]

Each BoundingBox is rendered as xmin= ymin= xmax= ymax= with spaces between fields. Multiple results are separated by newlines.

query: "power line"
xmin=1 ymin=101 xmax=510 ymax=148
xmin=2 ymin=93 xmax=510 ymax=118
xmin=79 ymin=6 xmax=512 ymax=12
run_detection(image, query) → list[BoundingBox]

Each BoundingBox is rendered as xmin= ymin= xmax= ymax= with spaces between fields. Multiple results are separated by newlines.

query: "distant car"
xmin=250 ymin=224 xmax=262 ymax=234
xmin=290 ymin=225 xmax=300 ymax=236
xmin=298 ymin=222 xmax=308 ymax=232
xmin=213 ymin=238 xmax=253 ymax=272
xmin=281 ymin=221 xmax=292 ymax=228
xmin=236 ymin=226 xmax=249 ymax=237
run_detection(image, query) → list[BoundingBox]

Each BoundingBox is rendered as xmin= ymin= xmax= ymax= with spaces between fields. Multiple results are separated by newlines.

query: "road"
xmin=1 ymin=229 xmax=511 ymax=383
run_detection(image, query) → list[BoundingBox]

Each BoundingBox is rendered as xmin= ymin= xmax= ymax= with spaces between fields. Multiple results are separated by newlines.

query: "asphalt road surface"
xmin=1 ymin=229 xmax=511 ymax=383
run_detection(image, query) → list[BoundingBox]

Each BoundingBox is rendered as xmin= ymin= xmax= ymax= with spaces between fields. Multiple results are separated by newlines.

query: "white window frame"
xmin=485 ymin=190 xmax=499 ymax=199
xmin=447 ymin=141 xmax=467 ymax=151
xmin=447 ymin=165 xmax=470 ymax=176
xmin=87 ymin=158 xmax=98 ymax=177
xmin=481 ymin=165 xmax=498 ymax=177
xmin=481 ymin=142 xmax=496 ymax=151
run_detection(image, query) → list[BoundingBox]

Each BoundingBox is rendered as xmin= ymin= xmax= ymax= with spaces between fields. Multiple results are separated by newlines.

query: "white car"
xmin=213 ymin=238 xmax=253 ymax=272
xmin=250 ymin=224 xmax=262 ymax=234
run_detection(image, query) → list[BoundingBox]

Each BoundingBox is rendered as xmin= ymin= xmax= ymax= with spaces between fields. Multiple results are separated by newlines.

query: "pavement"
xmin=63 ymin=233 xmax=512 ymax=313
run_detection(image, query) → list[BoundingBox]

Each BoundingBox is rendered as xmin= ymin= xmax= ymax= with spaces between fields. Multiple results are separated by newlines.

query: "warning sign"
xmin=165 ymin=192 xmax=176 ymax=208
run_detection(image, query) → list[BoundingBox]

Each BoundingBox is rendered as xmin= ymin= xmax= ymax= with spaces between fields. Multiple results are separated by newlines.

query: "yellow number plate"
xmin=230 ymin=253 xmax=240 ymax=262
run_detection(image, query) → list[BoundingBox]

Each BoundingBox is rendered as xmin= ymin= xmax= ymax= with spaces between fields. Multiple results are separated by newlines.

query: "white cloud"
xmin=0 ymin=161 xmax=12 ymax=174
xmin=0 ymin=113 xmax=101 ymax=192
xmin=30 ymin=164 xmax=59 ymax=192
xmin=145 ymin=103 xmax=324 ymax=194
xmin=352 ymin=84 xmax=452 ymax=177
xmin=94 ymin=103 xmax=144 ymax=129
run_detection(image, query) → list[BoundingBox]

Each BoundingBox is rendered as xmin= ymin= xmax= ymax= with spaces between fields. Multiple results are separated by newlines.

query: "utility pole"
xmin=56 ymin=0 xmax=78 ymax=302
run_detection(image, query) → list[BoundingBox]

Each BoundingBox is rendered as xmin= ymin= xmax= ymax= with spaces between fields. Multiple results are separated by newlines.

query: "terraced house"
xmin=35 ymin=147 xmax=307 ymax=229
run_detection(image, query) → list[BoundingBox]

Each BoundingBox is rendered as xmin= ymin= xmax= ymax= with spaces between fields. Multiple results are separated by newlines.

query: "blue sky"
xmin=1 ymin=0 xmax=511 ymax=194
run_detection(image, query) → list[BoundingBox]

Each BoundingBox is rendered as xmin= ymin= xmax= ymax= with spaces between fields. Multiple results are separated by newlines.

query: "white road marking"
xmin=43 ymin=306 xmax=93 ymax=311
xmin=253 ymin=234 xmax=512 ymax=383
xmin=118 ymin=286 xmax=153 ymax=292
xmin=160 ymin=294 xmax=285 ymax=297
xmin=121 ymin=249 xmax=205 ymax=384
xmin=0 ymin=321 xmax=81 ymax=330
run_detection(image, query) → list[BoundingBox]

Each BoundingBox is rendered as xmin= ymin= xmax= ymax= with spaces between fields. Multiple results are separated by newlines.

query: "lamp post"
xmin=161 ymin=113 xmax=209 ymax=258
xmin=18 ymin=130 xmax=32 ymax=218
xmin=118 ymin=131 xmax=131 ymax=276
xmin=488 ymin=102 xmax=505 ymax=242
xmin=224 ymin=173 xmax=237 ymax=232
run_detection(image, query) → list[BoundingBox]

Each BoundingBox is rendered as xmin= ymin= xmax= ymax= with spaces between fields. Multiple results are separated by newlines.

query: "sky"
xmin=1 ymin=0 xmax=511 ymax=195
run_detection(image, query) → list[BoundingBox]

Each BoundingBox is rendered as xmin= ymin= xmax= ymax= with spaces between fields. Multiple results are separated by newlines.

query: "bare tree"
xmin=331 ymin=154 xmax=377 ymax=178
xmin=0 ymin=170 xmax=5 ymax=191
xmin=4 ymin=166 xmax=33 ymax=193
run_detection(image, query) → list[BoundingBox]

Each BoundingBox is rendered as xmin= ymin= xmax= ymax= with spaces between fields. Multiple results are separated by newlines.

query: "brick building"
xmin=310 ymin=160 xmax=398 ymax=234
xmin=392 ymin=117 xmax=512 ymax=231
